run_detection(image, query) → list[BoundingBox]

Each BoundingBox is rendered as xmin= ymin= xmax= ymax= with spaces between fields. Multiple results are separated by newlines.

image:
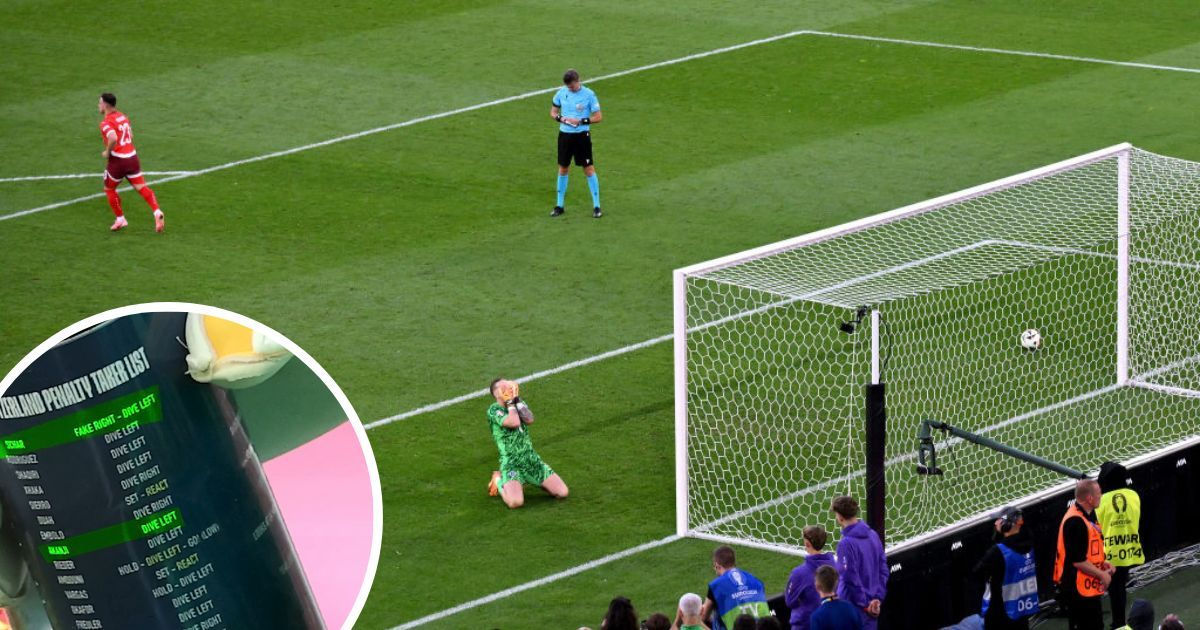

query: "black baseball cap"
xmin=995 ymin=506 xmax=1022 ymax=522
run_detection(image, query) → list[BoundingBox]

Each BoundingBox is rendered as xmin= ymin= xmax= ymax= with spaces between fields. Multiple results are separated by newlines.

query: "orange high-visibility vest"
xmin=1053 ymin=504 xmax=1106 ymax=597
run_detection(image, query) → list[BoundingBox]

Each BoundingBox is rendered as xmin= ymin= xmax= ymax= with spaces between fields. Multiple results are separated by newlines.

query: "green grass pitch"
xmin=3 ymin=1 xmax=1200 ymax=627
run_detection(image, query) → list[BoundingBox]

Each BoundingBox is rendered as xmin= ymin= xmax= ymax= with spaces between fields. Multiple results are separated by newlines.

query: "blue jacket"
xmin=708 ymin=568 xmax=771 ymax=630
xmin=785 ymin=552 xmax=837 ymax=630
xmin=810 ymin=597 xmax=863 ymax=630
xmin=835 ymin=521 xmax=889 ymax=627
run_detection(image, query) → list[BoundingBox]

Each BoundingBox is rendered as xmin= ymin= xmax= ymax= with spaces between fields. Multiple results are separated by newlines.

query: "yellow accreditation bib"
xmin=1097 ymin=488 xmax=1144 ymax=567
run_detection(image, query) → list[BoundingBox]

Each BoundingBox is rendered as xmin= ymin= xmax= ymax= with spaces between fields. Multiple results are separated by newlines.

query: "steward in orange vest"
xmin=1053 ymin=480 xmax=1114 ymax=630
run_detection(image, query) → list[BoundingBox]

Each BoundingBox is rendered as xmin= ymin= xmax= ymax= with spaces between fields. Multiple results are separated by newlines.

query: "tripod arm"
xmin=918 ymin=418 xmax=1086 ymax=479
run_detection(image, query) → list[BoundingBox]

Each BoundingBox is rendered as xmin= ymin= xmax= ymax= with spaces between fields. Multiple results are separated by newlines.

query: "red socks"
xmin=104 ymin=188 xmax=124 ymax=217
xmin=137 ymin=186 xmax=160 ymax=212
xmin=105 ymin=178 xmax=160 ymax=219
xmin=127 ymin=176 xmax=160 ymax=212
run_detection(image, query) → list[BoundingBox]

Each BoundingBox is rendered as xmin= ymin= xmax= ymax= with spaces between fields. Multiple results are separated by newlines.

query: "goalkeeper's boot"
xmin=488 ymin=471 xmax=501 ymax=496
xmin=593 ymin=207 xmax=602 ymax=219
xmin=154 ymin=210 xmax=165 ymax=233
xmin=110 ymin=216 xmax=128 ymax=231
xmin=550 ymin=206 xmax=564 ymax=217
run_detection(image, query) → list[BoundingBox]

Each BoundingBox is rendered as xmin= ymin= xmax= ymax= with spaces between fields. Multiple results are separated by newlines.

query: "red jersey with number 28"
xmin=100 ymin=111 xmax=137 ymax=158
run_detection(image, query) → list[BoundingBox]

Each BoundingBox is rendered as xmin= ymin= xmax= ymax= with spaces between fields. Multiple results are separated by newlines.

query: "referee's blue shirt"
xmin=553 ymin=85 xmax=600 ymax=133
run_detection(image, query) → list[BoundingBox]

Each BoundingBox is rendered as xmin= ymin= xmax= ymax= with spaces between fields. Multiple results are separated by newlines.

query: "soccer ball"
xmin=1020 ymin=329 xmax=1042 ymax=350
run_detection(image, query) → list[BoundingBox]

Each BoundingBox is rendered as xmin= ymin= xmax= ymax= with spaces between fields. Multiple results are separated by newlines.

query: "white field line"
xmin=994 ymin=239 xmax=1200 ymax=272
xmin=688 ymin=530 xmax=808 ymax=558
xmin=1128 ymin=353 xmax=1200 ymax=398
xmin=362 ymin=333 xmax=672 ymax=429
xmin=7 ymin=30 xmax=1200 ymax=224
xmin=1137 ymin=353 xmax=1200 ymax=381
xmin=386 ymin=535 xmax=680 ymax=630
xmin=0 ymin=171 xmax=194 ymax=183
xmin=1131 ymin=380 xmax=1200 ymax=398
xmin=808 ymin=31 xmax=1200 ymax=75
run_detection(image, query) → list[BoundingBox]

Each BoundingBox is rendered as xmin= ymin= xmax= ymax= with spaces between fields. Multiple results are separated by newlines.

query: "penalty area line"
xmin=387 ymin=534 xmax=681 ymax=630
xmin=807 ymin=30 xmax=1200 ymax=75
xmin=0 ymin=30 xmax=812 ymax=224
xmin=0 ymin=171 xmax=195 ymax=183
xmin=363 ymin=333 xmax=672 ymax=430
xmin=0 ymin=171 xmax=196 ymax=221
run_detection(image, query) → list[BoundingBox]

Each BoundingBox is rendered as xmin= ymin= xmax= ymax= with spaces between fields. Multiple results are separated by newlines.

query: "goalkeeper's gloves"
xmin=488 ymin=471 xmax=501 ymax=497
xmin=497 ymin=380 xmax=519 ymax=402
xmin=514 ymin=398 xmax=532 ymax=423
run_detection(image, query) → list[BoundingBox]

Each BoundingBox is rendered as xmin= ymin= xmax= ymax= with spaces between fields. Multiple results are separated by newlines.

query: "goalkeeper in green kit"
xmin=485 ymin=378 xmax=569 ymax=509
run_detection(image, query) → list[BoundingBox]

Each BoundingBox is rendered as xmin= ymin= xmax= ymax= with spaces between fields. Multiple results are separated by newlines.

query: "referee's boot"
xmin=550 ymin=206 xmax=565 ymax=217
xmin=593 ymin=207 xmax=602 ymax=219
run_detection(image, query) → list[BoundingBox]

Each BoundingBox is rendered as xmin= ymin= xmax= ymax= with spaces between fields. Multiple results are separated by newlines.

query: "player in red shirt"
xmin=98 ymin=93 xmax=164 ymax=232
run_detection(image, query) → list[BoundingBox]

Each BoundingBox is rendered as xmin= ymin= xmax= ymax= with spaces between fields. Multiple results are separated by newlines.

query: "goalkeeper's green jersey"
xmin=487 ymin=402 xmax=539 ymax=467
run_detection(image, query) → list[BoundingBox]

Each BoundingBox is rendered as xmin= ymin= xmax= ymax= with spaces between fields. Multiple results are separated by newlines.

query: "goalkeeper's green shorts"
xmin=499 ymin=458 xmax=554 ymax=487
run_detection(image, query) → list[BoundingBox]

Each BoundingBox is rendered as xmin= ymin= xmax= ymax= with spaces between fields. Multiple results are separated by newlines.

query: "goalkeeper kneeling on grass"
xmin=485 ymin=378 xmax=569 ymax=508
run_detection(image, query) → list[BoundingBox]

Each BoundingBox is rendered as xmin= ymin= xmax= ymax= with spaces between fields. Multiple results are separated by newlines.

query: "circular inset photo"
xmin=0 ymin=304 xmax=381 ymax=629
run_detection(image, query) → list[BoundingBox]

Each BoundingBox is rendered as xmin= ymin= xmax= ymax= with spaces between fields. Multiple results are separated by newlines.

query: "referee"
xmin=550 ymin=69 xmax=603 ymax=218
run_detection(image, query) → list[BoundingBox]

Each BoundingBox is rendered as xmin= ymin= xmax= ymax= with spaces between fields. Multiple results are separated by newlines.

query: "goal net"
xmin=674 ymin=143 xmax=1200 ymax=554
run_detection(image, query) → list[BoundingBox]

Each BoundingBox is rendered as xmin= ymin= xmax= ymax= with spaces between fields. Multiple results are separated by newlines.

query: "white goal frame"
xmin=672 ymin=142 xmax=1161 ymax=551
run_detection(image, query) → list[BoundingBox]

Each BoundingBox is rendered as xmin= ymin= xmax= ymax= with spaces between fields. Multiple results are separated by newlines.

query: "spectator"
xmin=786 ymin=525 xmax=838 ymax=630
xmin=702 ymin=546 xmax=771 ymax=630
xmin=831 ymin=496 xmax=889 ymax=629
xmin=1053 ymin=480 xmax=1114 ymax=630
xmin=734 ymin=615 xmax=757 ymax=630
xmin=809 ymin=565 xmax=863 ymax=630
xmin=673 ymin=593 xmax=708 ymax=630
xmin=1159 ymin=614 xmax=1183 ymax=630
xmin=1117 ymin=599 xmax=1153 ymax=630
xmin=644 ymin=613 xmax=672 ymax=630
xmin=972 ymin=506 xmax=1037 ymax=629
xmin=602 ymin=596 xmax=639 ymax=630
xmin=1097 ymin=461 xmax=1144 ymax=629
xmin=757 ymin=616 xmax=784 ymax=630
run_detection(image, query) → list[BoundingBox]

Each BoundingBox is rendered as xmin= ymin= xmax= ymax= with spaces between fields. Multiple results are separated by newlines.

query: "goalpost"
xmin=674 ymin=143 xmax=1200 ymax=555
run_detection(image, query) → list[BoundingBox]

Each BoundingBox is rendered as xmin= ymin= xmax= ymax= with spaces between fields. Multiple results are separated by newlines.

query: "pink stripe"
xmin=264 ymin=422 xmax=375 ymax=628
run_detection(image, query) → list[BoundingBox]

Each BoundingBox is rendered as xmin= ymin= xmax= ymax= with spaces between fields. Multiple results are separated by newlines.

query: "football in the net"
xmin=1020 ymin=328 xmax=1042 ymax=350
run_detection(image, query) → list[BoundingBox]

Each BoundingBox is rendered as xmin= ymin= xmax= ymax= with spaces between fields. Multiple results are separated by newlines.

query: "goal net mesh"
xmin=680 ymin=147 xmax=1200 ymax=552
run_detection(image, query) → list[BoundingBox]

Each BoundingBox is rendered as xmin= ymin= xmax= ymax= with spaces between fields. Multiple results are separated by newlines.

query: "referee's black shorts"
xmin=557 ymin=131 xmax=594 ymax=168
